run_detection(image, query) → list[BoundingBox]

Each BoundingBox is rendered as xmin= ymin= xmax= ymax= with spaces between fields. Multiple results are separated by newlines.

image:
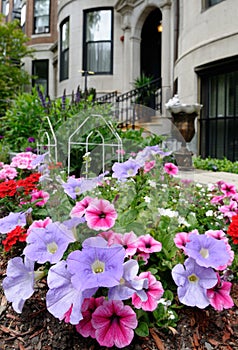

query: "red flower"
xmin=0 ymin=180 xmax=17 ymax=198
xmin=227 ymin=214 xmax=238 ymax=244
xmin=16 ymin=173 xmax=41 ymax=195
xmin=2 ymin=226 xmax=27 ymax=252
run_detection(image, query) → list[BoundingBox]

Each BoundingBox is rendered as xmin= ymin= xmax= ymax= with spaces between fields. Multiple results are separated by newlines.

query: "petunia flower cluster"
xmin=1 ymin=144 xmax=236 ymax=348
xmin=172 ymin=230 xmax=234 ymax=310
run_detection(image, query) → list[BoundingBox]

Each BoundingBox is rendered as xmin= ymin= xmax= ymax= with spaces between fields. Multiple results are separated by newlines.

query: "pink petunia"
xmin=144 ymin=160 xmax=155 ymax=173
xmin=31 ymin=190 xmax=50 ymax=206
xmin=220 ymin=182 xmax=237 ymax=197
xmin=163 ymin=162 xmax=178 ymax=176
xmin=91 ymin=300 xmax=138 ymax=348
xmin=76 ymin=297 xmax=105 ymax=338
xmin=174 ymin=229 xmax=199 ymax=250
xmin=207 ymin=273 xmax=234 ymax=311
xmin=135 ymin=234 xmax=162 ymax=254
xmin=85 ymin=198 xmax=117 ymax=231
xmin=27 ymin=217 xmax=52 ymax=235
xmin=70 ymin=196 xmax=95 ymax=218
xmin=112 ymin=231 xmax=139 ymax=256
xmin=132 ymin=271 xmax=164 ymax=311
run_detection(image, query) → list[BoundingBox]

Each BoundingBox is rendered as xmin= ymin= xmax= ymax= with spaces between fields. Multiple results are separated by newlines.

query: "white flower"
xmin=178 ymin=216 xmax=190 ymax=227
xmin=158 ymin=208 xmax=179 ymax=218
xmin=148 ymin=180 xmax=156 ymax=188
xmin=144 ymin=196 xmax=151 ymax=203
xmin=205 ymin=210 xmax=214 ymax=217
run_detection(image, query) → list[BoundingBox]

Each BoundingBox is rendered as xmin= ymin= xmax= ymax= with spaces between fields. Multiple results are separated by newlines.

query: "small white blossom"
xmin=148 ymin=180 xmax=156 ymax=188
xmin=144 ymin=196 xmax=151 ymax=203
xmin=205 ymin=210 xmax=214 ymax=217
xmin=158 ymin=208 xmax=179 ymax=218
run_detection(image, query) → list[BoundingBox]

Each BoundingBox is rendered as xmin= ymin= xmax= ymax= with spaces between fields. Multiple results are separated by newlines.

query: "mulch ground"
xmin=1 ymin=253 xmax=238 ymax=350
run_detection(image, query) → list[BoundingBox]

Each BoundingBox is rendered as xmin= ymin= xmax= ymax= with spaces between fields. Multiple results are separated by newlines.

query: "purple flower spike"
xmin=67 ymin=244 xmax=126 ymax=291
xmin=28 ymin=137 xmax=35 ymax=143
xmin=185 ymin=233 xmax=230 ymax=269
xmin=23 ymin=222 xmax=76 ymax=264
xmin=2 ymin=257 xmax=35 ymax=313
xmin=172 ymin=258 xmax=218 ymax=308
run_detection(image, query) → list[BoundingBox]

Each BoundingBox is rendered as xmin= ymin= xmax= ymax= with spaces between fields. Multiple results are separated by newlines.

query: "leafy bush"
xmin=193 ymin=156 xmax=238 ymax=174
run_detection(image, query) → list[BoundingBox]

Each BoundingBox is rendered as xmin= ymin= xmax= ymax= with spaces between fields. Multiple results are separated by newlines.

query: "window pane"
xmin=62 ymin=21 xmax=69 ymax=51
xmin=87 ymin=10 xmax=111 ymax=41
xmin=35 ymin=0 xmax=50 ymax=16
xmin=32 ymin=60 xmax=48 ymax=95
xmin=87 ymin=42 xmax=111 ymax=72
xmin=34 ymin=0 xmax=50 ymax=34
xmin=60 ymin=18 xmax=69 ymax=81
xmin=84 ymin=9 xmax=113 ymax=74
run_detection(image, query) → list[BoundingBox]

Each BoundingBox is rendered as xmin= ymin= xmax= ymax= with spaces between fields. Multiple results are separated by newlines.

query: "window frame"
xmin=33 ymin=0 xmax=51 ymax=35
xmin=83 ymin=7 xmax=113 ymax=75
xmin=32 ymin=59 xmax=49 ymax=96
xmin=202 ymin=0 xmax=225 ymax=10
xmin=59 ymin=17 xmax=70 ymax=82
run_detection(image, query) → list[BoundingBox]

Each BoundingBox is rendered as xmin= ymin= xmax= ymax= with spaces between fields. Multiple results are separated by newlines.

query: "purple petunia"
xmin=23 ymin=222 xmax=76 ymax=264
xmin=2 ymin=257 xmax=35 ymax=313
xmin=172 ymin=258 xmax=218 ymax=308
xmin=62 ymin=175 xmax=104 ymax=200
xmin=67 ymin=238 xmax=126 ymax=291
xmin=108 ymin=259 xmax=148 ymax=301
xmin=185 ymin=233 xmax=230 ymax=269
xmin=0 ymin=211 xmax=28 ymax=234
xmin=46 ymin=260 xmax=96 ymax=325
xmin=112 ymin=159 xmax=141 ymax=181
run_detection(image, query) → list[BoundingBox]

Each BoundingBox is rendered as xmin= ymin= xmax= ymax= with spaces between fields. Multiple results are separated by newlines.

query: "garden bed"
xmin=1 ymin=249 xmax=238 ymax=350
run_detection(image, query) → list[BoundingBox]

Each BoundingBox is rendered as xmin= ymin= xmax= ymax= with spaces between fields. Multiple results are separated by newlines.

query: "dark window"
xmin=196 ymin=57 xmax=238 ymax=161
xmin=12 ymin=0 xmax=21 ymax=20
xmin=32 ymin=59 xmax=49 ymax=96
xmin=83 ymin=8 xmax=113 ymax=74
xmin=203 ymin=0 xmax=225 ymax=9
xmin=34 ymin=0 xmax=50 ymax=34
xmin=60 ymin=17 xmax=69 ymax=81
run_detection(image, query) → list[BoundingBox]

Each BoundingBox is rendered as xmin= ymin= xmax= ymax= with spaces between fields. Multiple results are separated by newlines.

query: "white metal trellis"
xmin=37 ymin=116 xmax=58 ymax=163
xmin=67 ymin=114 xmax=123 ymax=177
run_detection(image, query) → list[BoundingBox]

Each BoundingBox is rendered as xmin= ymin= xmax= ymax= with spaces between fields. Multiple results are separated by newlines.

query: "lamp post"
xmin=79 ymin=69 xmax=95 ymax=95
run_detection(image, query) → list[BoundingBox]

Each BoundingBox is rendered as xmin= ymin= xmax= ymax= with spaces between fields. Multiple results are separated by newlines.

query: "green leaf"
xmin=135 ymin=321 xmax=149 ymax=337
xmin=118 ymin=209 xmax=138 ymax=226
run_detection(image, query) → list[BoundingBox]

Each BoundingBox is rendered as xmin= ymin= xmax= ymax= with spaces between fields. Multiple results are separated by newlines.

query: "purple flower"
xmin=0 ymin=135 xmax=4 ymax=139
xmin=108 ymin=259 xmax=148 ymax=301
xmin=67 ymin=241 xmax=126 ymax=291
xmin=2 ymin=257 xmax=35 ymax=313
xmin=31 ymin=152 xmax=49 ymax=167
xmin=46 ymin=260 xmax=95 ymax=325
xmin=172 ymin=258 xmax=218 ymax=308
xmin=25 ymin=147 xmax=33 ymax=152
xmin=135 ymin=146 xmax=172 ymax=166
xmin=23 ymin=222 xmax=76 ymax=264
xmin=28 ymin=137 xmax=35 ymax=143
xmin=112 ymin=159 xmax=141 ymax=181
xmin=0 ymin=212 xmax=27 ymax=234
xmin=185 ymin=234 xmax=230 ymax=269
xmin=62 ymin=176 xmax=103 ymax=200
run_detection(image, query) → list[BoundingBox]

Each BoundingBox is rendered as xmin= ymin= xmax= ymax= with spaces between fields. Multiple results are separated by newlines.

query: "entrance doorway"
xmin=141 ymin=8 xmax=162 ymax=80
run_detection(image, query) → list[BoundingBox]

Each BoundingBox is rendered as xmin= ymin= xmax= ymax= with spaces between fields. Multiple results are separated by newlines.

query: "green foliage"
xmin=133 ymin=74 xmax=157 ymax=107
xmin=193 ymin=156 xmax=238 ymax=174
xmin=0 ymin=15 xmax=34 ymax=115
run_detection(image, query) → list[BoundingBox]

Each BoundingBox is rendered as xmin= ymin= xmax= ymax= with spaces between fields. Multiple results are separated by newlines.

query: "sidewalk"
xmin=178 ymin=169 xmax=238 ymax=188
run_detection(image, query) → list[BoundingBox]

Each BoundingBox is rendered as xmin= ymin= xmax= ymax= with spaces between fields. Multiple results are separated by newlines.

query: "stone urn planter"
xmin=165 ymin=96 xmax=202 ymax=170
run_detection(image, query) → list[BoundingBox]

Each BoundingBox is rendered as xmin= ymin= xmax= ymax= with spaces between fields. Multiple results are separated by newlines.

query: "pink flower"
xmin=85 ymin=198 xmax=117 ymax=231
xmin=144 ymin=160 xmax=155 ymax=173
xmin=10 ymin=152 xmax=37 ymax=170
xmin=135 ymin=234 xmax=162 ymax=254
xmin=163 ymin=162 xmax=178 ymax=176
xmin=76 ymin=297 xmax=105 ymax=338
xmin=220 ymin=182 xmax=237 ymax=197
xmin=27 ymin=217 xmax=52 ymax=235
xmin=174 ymin=231 xmax=190 ymax=249
xmin=70 ymin=196 xmax=94 ymax=218
xmin=31 ymin=190 xmax=50 ymax=206
xmin=207 ymin=274 xmax=234 ymax=311
xmin=219 ymin=200 xmax=238 ymax=219
xmin=112 ymin=231 xmax=139 ymax=256
xmin=91 ymin=300 xmax=138 ymax=348
xmin=0 ymin=165 xmax=18 ymax=180
xmin=210 ymin=195 xmax=225 ymax=205
xmin=98 ymin=230 xmax=118 ymax=245
xmin=132 ymin=271 xmax=164 ymax=311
